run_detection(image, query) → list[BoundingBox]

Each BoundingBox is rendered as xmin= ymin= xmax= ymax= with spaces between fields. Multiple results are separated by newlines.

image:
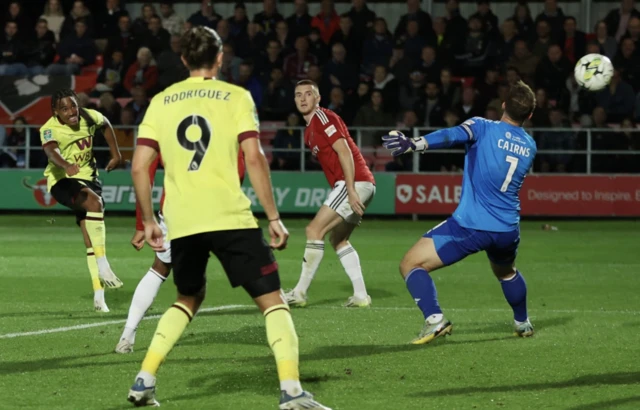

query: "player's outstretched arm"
xmin=131 ymin=145 xmax=164 ymax=251
xmin=101 ymin=117 xmax=122 ymax=172
xmin=43 ymin=142 xmax=79 ymax=176
xmin=382 ymin=124 xmax=474 ymax=156
xmin=241 ymin=137 xmax=289 ymax=250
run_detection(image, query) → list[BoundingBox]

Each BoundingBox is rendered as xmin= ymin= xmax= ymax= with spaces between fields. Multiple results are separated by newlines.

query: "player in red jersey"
xmin=284 ymin=80 xmax=376 ymax=308
xmin=115 ymin=152 xmax=246 ymax=353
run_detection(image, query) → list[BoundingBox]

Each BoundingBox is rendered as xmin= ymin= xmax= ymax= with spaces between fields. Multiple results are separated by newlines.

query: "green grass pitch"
xmin=0 ymin=215 xmax=639 ymax=409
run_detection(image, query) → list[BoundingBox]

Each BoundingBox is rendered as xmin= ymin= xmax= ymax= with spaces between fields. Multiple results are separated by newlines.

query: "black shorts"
xmin=171 ymin=228 xmax=279 ymax=297
xmin=50 ymin=178 xmax=103 ymax=225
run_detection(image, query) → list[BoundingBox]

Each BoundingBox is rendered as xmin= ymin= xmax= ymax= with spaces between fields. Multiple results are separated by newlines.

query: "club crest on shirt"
xmin=43 ymin=129 xmax=52 ymax=141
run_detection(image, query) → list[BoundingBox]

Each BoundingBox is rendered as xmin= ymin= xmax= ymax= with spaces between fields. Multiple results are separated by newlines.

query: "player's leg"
xmin=329 ymin=221 xmax=370 ymax=307
xmin=79 ymin=219 xmax=107 ymax=312
xmin=128 ymin=234 xmax=208 ymax=407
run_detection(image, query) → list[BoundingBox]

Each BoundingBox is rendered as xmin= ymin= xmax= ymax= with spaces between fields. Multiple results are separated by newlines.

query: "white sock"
xmin=96 ymin=256 xmax=110 ymax=274
xmin=426 ymin=313 xmax=444 ymax=324
xmin=337 ymin=244 xmax=368 ymax=299
xmin=136 ymin=371 xmax=156 ymax=386
xmin=281 ymin=380 xmax=303 ymax=397
xmin=94 ymin=289 xmax=105 ymax=303
xmin=293 ymin=240 xmax=324 ymax=294
xmin=121 ymin=268 xmax=165 ymax=343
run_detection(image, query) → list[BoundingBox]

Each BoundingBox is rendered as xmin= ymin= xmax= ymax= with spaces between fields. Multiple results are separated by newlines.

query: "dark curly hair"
xmin=180 ymin=26 xmax=222 ymax=71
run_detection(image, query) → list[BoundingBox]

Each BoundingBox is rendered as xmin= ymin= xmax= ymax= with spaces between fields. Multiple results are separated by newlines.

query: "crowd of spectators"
xmin=1 ymin=0 xmax=640 ymax=173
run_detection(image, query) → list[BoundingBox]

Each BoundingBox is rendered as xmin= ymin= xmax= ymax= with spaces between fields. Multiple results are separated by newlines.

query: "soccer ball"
xmin=574 ymin=53 xmax=614 ymax=91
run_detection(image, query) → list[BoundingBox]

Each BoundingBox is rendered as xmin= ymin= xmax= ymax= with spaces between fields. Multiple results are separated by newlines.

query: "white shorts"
xmin=323 ymin=181 xmax=376 ymax=225
xmin=157 ymin=212 xmax=172 ymax=264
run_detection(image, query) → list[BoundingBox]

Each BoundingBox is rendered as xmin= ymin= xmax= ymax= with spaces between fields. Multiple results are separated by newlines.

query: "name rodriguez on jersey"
xmin=498 ymin=139 xmax=532 ymax=157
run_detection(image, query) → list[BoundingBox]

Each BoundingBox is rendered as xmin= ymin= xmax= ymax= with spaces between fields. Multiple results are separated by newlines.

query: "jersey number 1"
xmin=176 ymin=115 xmax=211 ymax=171
xmin=500 ymin=155 xmax=519 ymax=192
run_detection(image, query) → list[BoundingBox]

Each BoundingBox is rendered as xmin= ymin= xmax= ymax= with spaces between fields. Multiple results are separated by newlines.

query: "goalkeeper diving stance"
xmin=382 ymin=81 xmax=537 ymax=345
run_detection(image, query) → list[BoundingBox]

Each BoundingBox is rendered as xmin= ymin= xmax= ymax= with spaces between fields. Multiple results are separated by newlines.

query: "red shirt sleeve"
xmin=135 ymin=154 xmax=161 ymax=231
xmin=315 ymin=110 xmax=347 ymax=146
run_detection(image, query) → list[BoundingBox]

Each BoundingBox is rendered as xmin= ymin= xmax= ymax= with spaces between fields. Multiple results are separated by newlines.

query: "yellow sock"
xmin=85 ymin=212 xmax=106 ymax=258
xmin=86 ymin=248 xmax=103 ymax=291
xmin=264 ymin=304 xmax=300 ymax=386
xmin=141 ymin=302 xmax=193 ymax=376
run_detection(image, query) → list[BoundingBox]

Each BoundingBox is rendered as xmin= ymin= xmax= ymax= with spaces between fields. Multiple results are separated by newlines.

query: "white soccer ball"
xmin=574 ymin=53 xmax=614 ymax=91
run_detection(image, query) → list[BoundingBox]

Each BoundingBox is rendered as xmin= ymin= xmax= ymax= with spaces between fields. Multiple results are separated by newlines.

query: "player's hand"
xmin=131 ymin=229 xmax=145 ymax=251
xmin=65 ymin=163 xmax=80 ymax=176
xmin=382 ymin=131 xmax=417 ymax=157
xmin=268 ymin=219 xmax=289 ymax=251
xmin=144 ymin=221 xmax=166 ymax=252
xmin=106 ymin=154 xmax=122 ymax=172
xmin=348 ymin=190 xmax=365 ymax=216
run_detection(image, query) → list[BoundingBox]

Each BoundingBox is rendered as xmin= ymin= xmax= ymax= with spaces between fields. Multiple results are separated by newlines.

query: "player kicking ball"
xmin=128 ymin=27 xmax=330 ymax=409
xmin=382 ymin=80 xmax=537 ymax=344
xmin=40 ymin=89 xmax=123 ymax=312
xmin=284 ymin=80 xmax=376 ymax=308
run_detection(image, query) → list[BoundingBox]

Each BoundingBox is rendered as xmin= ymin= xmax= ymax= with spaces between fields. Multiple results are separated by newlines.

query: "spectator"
xmin=622 ymin=16 xmax=640 ymax=52
xmin=285 ymin=0 xmax=312 ymax=40
xmin=156 ymin=35 xmax=188 ymax=92
xmin=270 ymin=20 xmax=292 ymax=52
xmin=485 ymin=106 xmax=500 ymax=120
xmin=143 ymin=15 xmax=170 ymax=57
xmin=0 ymin=21 xmax=28 ymax=76
xmin=508 ymin=40 xmax=539 ymax=86
xmin=94 ymin=49 xmax=126 ymax=96
xmin=401 ymin=20 xmax=430 ymax=65
xmin=398 ymin=70 xmax=426 ymax=111
xmin=614 ymin=37 xmax=640 ymax=91
xmin=475 ymin=67 xmax=499 ymax=108
xmin=535 ymin=0 xmax=565 ymax=39
xmin=413 ymin=81 xmax=446 ymax=127
xmin=372 ymin=65 xmax=399 ymax=113
xmin=60 ymin=0 xmax=94 ymax=41
xmin=471 ymin=0 xmax=499 ymax=38
xmin=531 ymin=88 xmax=551 ymax=127
xmin=394 ymin=0 xmax=432 ymax=39
xmin=311 ymin=0 xmax=340 ymax=44
xmin=323 ymin=42 xmax=358 ymax=93
xmin=0 ymin=116 xmax=27 ymax=168
xmin=235 ymin=22 xmax=266 ymax=59
xmin=596 ymin=69 xmax=636 ymax=122
xmin=486 ymin=82 xmax=509 ymax=115
xmin=256 ymin=39 xmax=283 ymax=84
xmin=308 ymin=27 xmax=329 ymax=64
xmin=416 ymin=45 xmax=440 ymax=81
xmin=216 ymin=19 xmax=233 ymax=45
xmin=237 ymin=61 xmax=263 ymax=106
xmin=123 ymin=47 xmax=158 ymax=96
xmin=219 ymin=42 xmax=242 ymax=83
xmin=261 ymin=67 xmax=295 ymax=121
xmin=513 ymin=2 xmax=535 ymax=43
xmin=506 ymin=66 xmax=522 ymax=85
xmin=348 ymin=0 xmax=376 ymax=39
xmin=97 ymin=92 xmax=121 ymax=124
xmin=432 ymin=17 xmax=455 ymax=66
xmin=327 ymin=87 xmax=352 ymax=123
xmin=96 ymin=0 xmax=128 ymax=39
xmin=254 ymin=0 xmax=284 ymax=35
xmin=353 ymin=89 xmax=394 ymax=145
xmin=330 ymin=14 xmax=362 ymax=64
xmin=283 ymin=36 xmax=317 ymax=81
xmin=538 ymin=108 xmax=575 ymax=172
xmin=47 ymin=18 xmax=96 ymax=75
xmin=535 ymin=44 xmax=572 ymax=102
xmin=388 ymin=44 xmax=413 ymax=86
xmin=385 ymin=110 xmax=417 ymax=171
xmin=131 ymin=3 xmax=156 ymax=39
xmin=125 ymin=86 xmax=149 ymax=125
xmin=560 ymin=16 xmax=585 ymax=64
xmin=4 ymin=2 xmax=31 ymax=40
xmin=307 ymin=63 xmax=331 ymax=100
xmin=227 ymin=3 xmax=249 ymax=39
xmin=604 ymin=0 xmax=640 ymax=41
xmin=531 ymin=19 xmax=554 ymax=59
xmin=453 ymin=87 xmax=484 ymax=121
xmin=114 ymin=107 xmax=136 ymax=163
xmin=454 ymin=15 xmax=495 ymax=75
xmin=591 ymin=106 xmax=628 ymax=172
xmin=159 ymin=1 xmax=184 ymax=36
xmin=105 ymin=15 xmax=140 ymax=71
xmin=444 ymin=0 xmax=468 ymax=45
xmin=271 ymin=112 xmax=303 ymax=171
xmin=594 ymin=20 xmax=618 ymax=59
xmin=362 ymin=17 xmax=393 ymax=75
xmin=497 ymin=18 xmax=520 ymax=65
xmin=347 ymin=81 xmax=372 ymax=111
xmin=188 ymin=0 xmax=222 ymax=30
xmin=40 ymin=0 xmax=65 ymax=42
xmin=27 ymin=19 xmax=56 ymax=76
xmin=440 ymin=67 xmax=461 ymax=109
xmin=76 ymin=92 xmax=97 ymax=110
xmin=620 ymin=117 xmax=640 ymax=172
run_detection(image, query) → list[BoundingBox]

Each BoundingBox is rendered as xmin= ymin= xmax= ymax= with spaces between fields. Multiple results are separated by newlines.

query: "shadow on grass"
xmin=567 ymin=395 xmax=640 ymax=410
xmin=460 ymin=315 xmax=574 ymax=335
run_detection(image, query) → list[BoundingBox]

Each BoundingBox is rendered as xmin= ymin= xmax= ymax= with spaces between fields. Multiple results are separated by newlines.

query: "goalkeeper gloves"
xmin=381 ymin=131 xmax=427 ymax=157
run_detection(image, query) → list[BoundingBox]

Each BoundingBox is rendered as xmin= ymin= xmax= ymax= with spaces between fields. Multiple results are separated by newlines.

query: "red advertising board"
xmin=395 ymin=175 xmax=640 ymax=216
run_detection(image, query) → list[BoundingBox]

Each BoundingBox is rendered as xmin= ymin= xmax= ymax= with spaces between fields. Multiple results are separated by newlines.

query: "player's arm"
xmin=131 ymin=145 xmax=158 ymax=226
xmin=382 ymin=119 xmax=478 ymax=156
xmin=43 ymin=142 xmax=79 ymax=176
xmin=132 ymin=155 xmax=160 ymax=250
xmin=332 ymin=139 xmax=364 ymax=216
xmin=242 ymin=137 xmax=279 ymax=220
xmin=100 ymin=116 xmax=122 ymax=171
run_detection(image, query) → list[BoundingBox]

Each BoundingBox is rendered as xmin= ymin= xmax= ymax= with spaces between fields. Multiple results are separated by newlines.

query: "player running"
xmin=382 ymin=80 xmax=537 ymax=344
xmin=284 ymin=80 xmax=375 ymax=308
xmin=115 ymin=152 xmax=246 ymax=354
xmin=128 ymin=27 xmax=331 ymax=409
xmin=40 ymin=89 xmax=123 ymax=313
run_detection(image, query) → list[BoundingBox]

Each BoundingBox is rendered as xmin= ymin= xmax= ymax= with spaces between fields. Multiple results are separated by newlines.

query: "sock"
xmin=405 ymin=268 xmax=442 ymax=320
xmin=86 ymin=248 xmax=103 ymax=291
xmin=264 ymin=304 xmax=302 ymax=397
xmin=121 ymin=268 xmax=166 ymax=343
xmin=140 ymin=302 xmax=193 ymax=376
xmin=500 ymin=270 xmax=528 ymax=322
xmin=293 ymin=240 xmax=324 ymax=294
xmin=337 ymin=244 xmax=368 ymax=299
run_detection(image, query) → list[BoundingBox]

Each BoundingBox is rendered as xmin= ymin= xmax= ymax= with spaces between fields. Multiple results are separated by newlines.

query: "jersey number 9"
xmin=177 ymin=115 xmax=211 ymax=172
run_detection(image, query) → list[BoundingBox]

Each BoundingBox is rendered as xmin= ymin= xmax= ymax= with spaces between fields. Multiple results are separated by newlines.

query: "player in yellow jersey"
xmin=41 ymin=89 xmax=124 ymax=312
xmin=128 ymin=27 xmax=331 ymax=410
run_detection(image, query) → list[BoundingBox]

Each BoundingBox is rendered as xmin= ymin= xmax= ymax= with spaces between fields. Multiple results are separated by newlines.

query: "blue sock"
xmin=500 ymin=270 xmax=528 ymax=322
xmin=405 ymin=268 xmax=442 ymax=319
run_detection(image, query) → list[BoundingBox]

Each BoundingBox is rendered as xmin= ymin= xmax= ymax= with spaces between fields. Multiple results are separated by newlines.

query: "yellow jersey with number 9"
xmin=137 ymin=77 xmax=259 ymax=241
xmin=40 ymin=109 xmax=104 ymax=191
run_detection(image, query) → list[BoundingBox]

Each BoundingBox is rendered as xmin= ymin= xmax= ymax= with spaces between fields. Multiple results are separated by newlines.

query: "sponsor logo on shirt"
xmin=324 ymin=124 xmax=337 ymax=137
xmin=43 ymin=129 xmax=52 ymax=141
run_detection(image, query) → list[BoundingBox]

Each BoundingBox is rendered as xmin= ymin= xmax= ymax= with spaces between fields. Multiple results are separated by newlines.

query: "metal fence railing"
xmin=0 ymin=125 xmax=639 ymax=174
